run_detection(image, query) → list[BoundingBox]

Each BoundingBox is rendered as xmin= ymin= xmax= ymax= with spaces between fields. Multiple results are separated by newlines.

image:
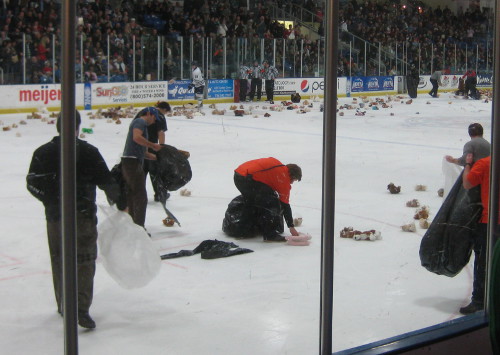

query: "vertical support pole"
xmin=22 ymin=33 xmax=26 ymax=84
xmin=223 ymin=37 xmax=227 ymax=79
xmin=486 ymin=0 xmax=500 ymax=315
xmin=320 ymin=0 xmax=338 ymax=353
xmin=60 ymin=0 xmax=78 ymax=353
xmin=300 ymin=39 xmax=304 ymax=78
xmin=79 ymin=35 xmax=83 ymax=83
xmin=107 ymin=35 xmax=110 ymax=82
xmin=180 ymin=37 xmax=184 ymax=79
xmin=157 ymin=36 xmax=161 ymax=81
xmin=282 ymin=39 xmax=285 ymax=78
xmin=133 ymin=35 xmax=136 ymax=81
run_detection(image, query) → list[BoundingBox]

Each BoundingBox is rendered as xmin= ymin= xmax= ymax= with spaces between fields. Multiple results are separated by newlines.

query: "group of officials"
xmin=238 ymin=60 xmax=279 ymax=104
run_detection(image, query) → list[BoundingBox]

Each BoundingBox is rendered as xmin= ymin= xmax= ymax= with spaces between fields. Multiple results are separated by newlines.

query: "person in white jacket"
xmin=188 ymin=61 xmax=205 ymax=108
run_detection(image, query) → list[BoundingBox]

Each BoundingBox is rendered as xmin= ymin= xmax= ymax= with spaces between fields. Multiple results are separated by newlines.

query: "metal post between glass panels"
xmin=320 ymin=0 xmax=338 ymax=352
xmin=22 ymin=34 xmax=26 ymax=84
xmin=486 ymin=3 xmax=500 ymax=314
xmin=107 ymin=35 xmax=110 ymax=82
xmin=180 ymin=37 xmax=184 ymax=79
xmin=133 ymin=36 xmax=136 ymax=82
xmin=79 ymin=35 xmax=82 ymax=83
xmin=157 ymin=36 xmax=161 ymax=81
xmin=61 ymin=0 xmax=78 ymax=353
xmin=223 ymin=37 xmax=227 ymax=79
xmin=300 ymin=39 xmax=304 ymax=78
xmin=282 ymin=40 xmax=285 ymax=78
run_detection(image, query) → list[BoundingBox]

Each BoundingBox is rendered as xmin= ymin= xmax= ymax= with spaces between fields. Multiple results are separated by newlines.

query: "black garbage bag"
xmin=109 ymin=162 xmax=128 ymax=211
xmin=419 ymin=172 xmax=483 ymax=277
xmin=155 ymin=144 xmax=192 ymax=192
xmin=160 ymin=239 xmax=253 ymax=260
xmin=222 ymin=195 xmax=259 ymax=238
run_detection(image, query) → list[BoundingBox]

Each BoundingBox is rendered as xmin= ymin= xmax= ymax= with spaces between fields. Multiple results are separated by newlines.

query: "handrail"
xmin=269 ymin=3 xmax=321 ymax=35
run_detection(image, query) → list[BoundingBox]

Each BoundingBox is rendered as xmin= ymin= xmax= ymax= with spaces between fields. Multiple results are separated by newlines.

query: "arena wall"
xmin=0 ymin=74 xmax=492 ymax=114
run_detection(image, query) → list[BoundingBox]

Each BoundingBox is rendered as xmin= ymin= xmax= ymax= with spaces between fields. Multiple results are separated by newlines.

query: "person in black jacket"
xmin=26 ymin=110 xmax=120 ymax=329
xmin=140 ymin=101 xmax=171 ymax=202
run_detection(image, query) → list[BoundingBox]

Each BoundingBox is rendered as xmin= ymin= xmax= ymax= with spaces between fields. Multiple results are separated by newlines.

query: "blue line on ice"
xmin=170 ymin=117 xmax=458 ymax=151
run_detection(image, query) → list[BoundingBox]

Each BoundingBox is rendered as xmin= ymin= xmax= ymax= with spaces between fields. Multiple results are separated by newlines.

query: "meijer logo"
xmin=19 ymin=86 xmax=62 ymax=104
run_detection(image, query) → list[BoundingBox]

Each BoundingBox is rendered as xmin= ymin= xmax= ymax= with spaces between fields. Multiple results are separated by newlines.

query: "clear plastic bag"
xmin=98 ymin=206 xmax=161 ymax=289
xmin=442 ymin=157 xmax=462 ymax=199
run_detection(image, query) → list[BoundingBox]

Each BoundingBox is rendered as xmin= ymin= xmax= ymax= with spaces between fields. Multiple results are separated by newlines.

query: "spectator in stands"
xmin=36 ymin=36 xmax=50 ymax=62
xmin=85 ymin=65 xmax=98 ymax=83
xmin=110 ymin=55 xmax=127 ymax=82
xmin=217 ymin=17 xmax=227 ymax=37
xmin=26 ymin=55 xmax=43 ymax=83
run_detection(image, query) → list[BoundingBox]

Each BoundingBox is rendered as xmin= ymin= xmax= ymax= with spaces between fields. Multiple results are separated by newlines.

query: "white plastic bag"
xmin=442 ymin=157 xmax=462 ymax=199
xmin=98 ymin=206 xmax=161 ymax=289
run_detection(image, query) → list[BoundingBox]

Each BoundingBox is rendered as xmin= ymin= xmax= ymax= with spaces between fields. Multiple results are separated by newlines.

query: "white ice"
xmin=0 ymin=93 xmax=492 ymax=354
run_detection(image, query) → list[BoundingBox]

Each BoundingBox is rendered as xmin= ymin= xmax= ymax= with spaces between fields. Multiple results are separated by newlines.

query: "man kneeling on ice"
xmin=223 ymin=157 xmax=302 ymax=242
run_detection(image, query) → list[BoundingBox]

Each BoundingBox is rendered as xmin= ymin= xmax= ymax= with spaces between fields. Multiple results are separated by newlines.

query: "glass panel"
xmin=141 ymin=34 xmax=159 ymax=81
xmin=333 ymin=2 xmax=495 ymax=353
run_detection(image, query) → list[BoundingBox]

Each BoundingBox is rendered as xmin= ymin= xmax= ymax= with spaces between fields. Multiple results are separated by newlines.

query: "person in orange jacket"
xmin=233 ymin=157 xmax=302 ymax=242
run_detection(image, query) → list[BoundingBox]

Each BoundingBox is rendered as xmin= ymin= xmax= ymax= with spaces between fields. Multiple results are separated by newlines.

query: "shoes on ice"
xmin=78 ymin=312 xmax=96 ymax=329
xmin=459 ymin=301 xmax=483 ymax=315
xmin=263 ymin=234 xmax=287 ymax=242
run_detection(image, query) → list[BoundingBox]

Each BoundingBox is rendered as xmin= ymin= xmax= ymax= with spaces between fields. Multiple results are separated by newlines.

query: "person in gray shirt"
xmin=429 ymin=69 xmax=444 ymax=98
xmin=121 ymin=107 xmax=162 ymax=227
xmin=445 ymin=123 xmax=490 ymax=166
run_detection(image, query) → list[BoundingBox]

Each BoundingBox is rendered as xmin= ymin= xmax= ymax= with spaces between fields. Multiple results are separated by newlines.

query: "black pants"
xmin=249 ymin=78 xmax=262 ymax=100
xmin=121 ymin=157 xmax=147 ymax=226
xmin=47 ymin=213 xmax=97 ymax=314
xmin=239 ymin=79 xmax=248 ymax=101
xmin=264 ymin=79 xmax=275 ymax=101
xmin=465 ymin=77 xmax=477 ymax=96
xmin=471 ymin=223 xmax=488 ymax=304
xmin=429 ymin=78 xmax=438 ymax=97
xmin=234 ymin=173 xmax=284 ymax=238
xmin=143 ymin=159 xmax=159 ymax=198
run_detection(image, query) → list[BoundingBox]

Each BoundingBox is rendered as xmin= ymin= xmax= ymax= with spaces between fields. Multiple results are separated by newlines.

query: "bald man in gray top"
xmin=445 ymin=123 xmax=490 ymax=166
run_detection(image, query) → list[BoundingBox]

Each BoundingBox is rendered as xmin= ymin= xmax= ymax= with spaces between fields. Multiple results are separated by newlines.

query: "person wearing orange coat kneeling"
xmin=230 ymin=157 xmax=302 ymax=242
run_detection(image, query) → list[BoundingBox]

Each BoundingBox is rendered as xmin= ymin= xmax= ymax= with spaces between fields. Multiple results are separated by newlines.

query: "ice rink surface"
xmin=0 ymin=92 xmax=493 ymax=354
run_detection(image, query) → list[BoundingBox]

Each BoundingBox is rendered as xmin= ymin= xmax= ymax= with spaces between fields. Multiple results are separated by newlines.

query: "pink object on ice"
xmin=285 ymin=233 xmax=312 ymax=246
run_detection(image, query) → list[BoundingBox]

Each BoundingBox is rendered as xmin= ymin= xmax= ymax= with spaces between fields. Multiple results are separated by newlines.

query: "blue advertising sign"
xmin=168 ymin=80 xmax=194 ymax=100
xmin=350 ymin=77 xmax=364 ymax=92
xmin=477 ymin=74 xmax=493 ymax=87
xmin=84 ymin=82 xmax=92 ymax=110
xmin=349 ymin=76 xmax=395 ymax=92
xmin=207 ymin=79 xmax=233 ymax=99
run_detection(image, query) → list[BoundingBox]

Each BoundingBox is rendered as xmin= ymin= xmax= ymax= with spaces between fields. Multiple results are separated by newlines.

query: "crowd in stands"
xmin=0 ymin=0 xmax=493 ymax=85
xmin=338 ymin=0 xmax=494 ymax=76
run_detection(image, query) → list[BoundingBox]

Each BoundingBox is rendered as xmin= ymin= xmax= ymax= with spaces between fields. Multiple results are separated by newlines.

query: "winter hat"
xmin=57 ymin=110 xmax=81 ymax=133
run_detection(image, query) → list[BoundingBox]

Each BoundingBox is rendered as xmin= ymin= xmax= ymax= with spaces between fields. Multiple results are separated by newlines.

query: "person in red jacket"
xmin=462 ymin=69 xmax=478 ymax=98
xmin=233 ymin=157 xmax=302 ymax=242
xmin=462 ymin=153 xmax=500 ymax=314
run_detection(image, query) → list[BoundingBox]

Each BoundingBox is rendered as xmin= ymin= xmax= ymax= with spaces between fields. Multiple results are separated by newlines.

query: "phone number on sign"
xmin=129 ymin=93 xmax=166 ymax=99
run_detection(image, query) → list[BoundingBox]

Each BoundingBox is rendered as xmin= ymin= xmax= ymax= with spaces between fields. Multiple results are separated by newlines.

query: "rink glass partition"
xmin=1 ymin=33 xmax=494 ymax=86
